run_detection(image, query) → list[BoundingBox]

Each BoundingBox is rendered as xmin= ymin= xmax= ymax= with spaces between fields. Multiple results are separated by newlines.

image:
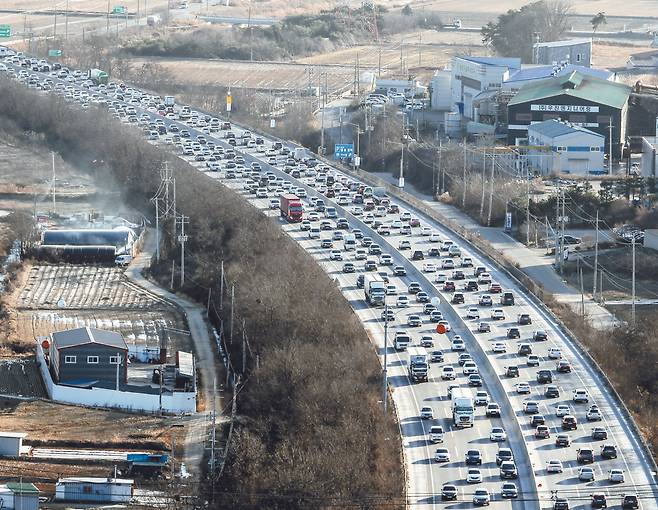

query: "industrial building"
xmin=49 ymin=327 xmax=129 ymax=387
xmin=527 ymin=119 xmax=605 ymax=175
xmin=507 ymin=71 xmax=632 ymax=159
xmin=0 ymin=483 xmax=40 ymax=510
xmin=0 ymin=432 xmax=27 ymax=457
xmin=38 ymin=227 xmax=137 ymax=262
xmin=640 ymin=136 xmax=658 ymax=178
xmin=55 ymin=477 xmax=133 ymax=503
xmin=451 ymin=56 xmax=521 ymax=120
xmin=502 ymin=64 xmax=614 ymax=92
xmin=533 ymin=39 xmax=592 ymax=67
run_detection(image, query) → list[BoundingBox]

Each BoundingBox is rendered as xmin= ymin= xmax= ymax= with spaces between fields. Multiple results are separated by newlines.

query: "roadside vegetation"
xmin=122 ymin=6 xmax=442 ymax=61
xmin=0 ymin=77 xmax=404 ymax=508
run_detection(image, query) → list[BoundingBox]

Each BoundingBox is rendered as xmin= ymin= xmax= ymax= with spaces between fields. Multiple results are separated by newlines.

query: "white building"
xmin=534 ymin=39 xmax=592 ymax=67
xmin=430 ymin=69 xmax=452 ymax=111
xmin=0 ymin=432 xmax=27 ymax=457
xmin=640 ymin=137 xmax=658 ymax=178
xmin=55 ymin=477 xmax=133 ymax=503
xmin=527 ymin=119 xmax=605 ymax=175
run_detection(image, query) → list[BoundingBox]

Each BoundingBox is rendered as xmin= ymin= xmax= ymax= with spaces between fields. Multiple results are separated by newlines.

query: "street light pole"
xmin=383 ymin=302 xmax=388 ymax=413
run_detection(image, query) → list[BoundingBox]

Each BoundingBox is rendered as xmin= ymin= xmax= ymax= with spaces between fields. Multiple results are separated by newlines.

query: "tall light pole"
xmin=631 ymin=236 xmax=636 ymax=326
xmin=382 ymin=302 xmax=389 ymax=413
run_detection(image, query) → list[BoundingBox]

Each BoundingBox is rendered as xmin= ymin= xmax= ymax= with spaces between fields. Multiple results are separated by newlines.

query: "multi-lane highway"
xmin=2 ymin=55 xmax=657 ymax=510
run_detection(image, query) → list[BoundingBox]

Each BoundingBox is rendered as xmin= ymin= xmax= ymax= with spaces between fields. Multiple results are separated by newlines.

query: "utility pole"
xmin=65 ymin=0 xmax=69 ymax=40
xmin=608 ymin=117 xmax=613 ymax=175
xmin=319 ymin=73 xmax=325 ymax=155
xmin=526 ymin=157 xmax=531 ymax=245
xmin=230 ymin=284 xmax=235 ymax=344
xmin=178 ymin=215 xmax=189 ymax=287
xmin=242 ymin=319 xmax=247 ymax=374
xmin=578 ymin=257 xmax=585 ymax=317
xmin=210 ymin=377 xmax=217 ymax=476
xmin=383 ymin=302 xmax=388 ymax=413
xmin=51 ymin=151 xmax=56 ymax=215
xmin=560 ymin=187 xmax=566 ymax=274
xmin=554 ymin=185 xmax=560 ymax=268
xmin=487 ymin=149 xmax=495 ymax=226
xmin=631 ymin=236 xmax=636 ymax=326
xmin=592 ymin=210 xmax=599 ymax=298
xmin=437 ymin=139 xmax=442 ymax=195
xmin=480 ymin=148 xmax=486 ymax=218
xmin=219 ymin=261 xmax=224 ymax=311
xmin=462 ymin=141 xmax=467 ymax=208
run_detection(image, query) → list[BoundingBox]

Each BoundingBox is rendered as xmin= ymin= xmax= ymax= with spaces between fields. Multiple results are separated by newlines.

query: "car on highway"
xmin=577 ymin=448 xmax=594 ymax=464
xmin=489 ymin=427 xmax=507 ymax=442
xmin=555 ymin=404 xmax=571 ymax=417
xmin=466 ymin=468 xmax=482 ymax=484
xmin=441 ymin=366 xmax=456 ymax=380
xmin=380 ymin=309 xmax=394 ymax=322
xmin=548 ymin=347 xmax=562 ymax=359
xmin=465 ymin=449 xmax=482 ymax=465
xmin=430 ymin=350 xmax=443 ymax=363
xmin=396 ymin=296 xmax=409 ymax=308
xmin=499 ymin=461 xmax=517 ymax=479
xmin=451 ymin=337 xmax=465 ymax=351
xmin=562 ymin=415 xmax=578 ymax=431
xmin=586 ymin=405 xmax=602 ymax=421
xmin=490 ymin=308 xmax=505 ymax=320
xmin=536 ymin=369 xmax=553 ymax=384
xmin=474 ymin=391 xmax=490 ymax=406
xmin=590 ymin=494 xmax=607 ymax=509
xmin=342 ymin=262 xmax=355 ymax=273
xmin=496 ymin=448 xmax=513 ymax=466
xmin=468 ymin=374 xmax=483 ymax=387
xmin=608 ymin=468 xmax=624 ymax=483
xmin=466 ymin=307 xmax=480 ymax=319
xmin=434 ymin=448 xmax=450 ymax=463
xmin=505 ymin=365 xmax=519 ymax=377
xmin=545 ymin=385 xmax=560 ymax=398
xmin=429 ymin=425 xmax=444 ymax=443
xmin=478 ymin=321 xmax=491 ymax=333
xmin=534 ymin=425 xmax=550 ymax=439
xmin=451 ymin=292 xmax=465 ymax=305
xmin=407 ymin=282 xmax=421 ymax=294
xmin=473 ymin=488 xmax=490 ymax=506
xmin=507 ymin=327 xmax=520 ymax=339
xmin=517 ymin=313 xmax=532 ymax=325
xmin=546 ymin=459 xmax=564 ymax=473
xmin=517 ymin=343 xmax=532 ymax=356
xmin=501 ymin=482 xmax=518 ymax=499
xmin=578 ymin=466 xmax=595 ymax=482
xmin=516 ymin=383 xmax=531 ymax=394
xmin=556 ymin=360 xmax=572 ymax=373
xmin=420 ymin=336 xmax=434 ymax=348
xmin=329 ymin=250 xmax=342 ymax=261
xmin=553 ymin=497 xmax=570 ymax=510
xmin=533 ymin=329 xmax=548 ymax=341
xmin=419 ymin=406 xmax=434 ymax=420
xmin=440 ymin=483 xmax=457 ymax=500
xmin=601 ymin=444 xmax=618 ymax=459
xmin=524 ymin=401 xmax=539 ymax=414
xmin=421 ymin=262 xmax=436 ymax=273
xmin=555 ymin=434 xmax=571 ymax=447
xmin=478 ymin=294 xmax=493 ymax=306
xmin=463 ymin=361 xmax=478 ymax=375
xmin=573 ymin=389 xmax=589 ymax=403
xmin=492 ymin=342 xmax=507 ymax=353
xmin=406 ymin=314 xmax=422 ymax=327
xmin=416 ymin=291 xmax=430 ymax=303
xmin=443 ymin=280 xmax=455 ymax=291
xmin=393 ymin=265 xmax=406 ymax=276
xmin=591 ymin=427 xmax=608 ymax=440
xmin=529 ymin=414 xmax=545 ymax=426
xmin=441 ymin=258 xmax=455 ymax=269
xmin=621 ymin=495 xmax=639 ymax=509
xmin=486 ymin=403 xmax=501 ymax=417
xmin=527 ymin=354 xmax=540 ymax=366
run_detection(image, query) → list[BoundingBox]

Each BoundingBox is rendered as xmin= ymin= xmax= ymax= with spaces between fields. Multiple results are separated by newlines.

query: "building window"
xmin=64 ymin=355 xmax=77 ymax=364
xmin=576 ymin=53 xmax=581 ymax=62
xmin=590 ymin=147 xmax=601 ymax=152
xmin=87 ymin=356 xmax=99 ymax=364
xmin=569 ymin=114 xmax=586 ymax=124
xmin=516 ymin=113 xmax=532 ymax=122
xmin=109 ymin=355 xmax=120 ymax=364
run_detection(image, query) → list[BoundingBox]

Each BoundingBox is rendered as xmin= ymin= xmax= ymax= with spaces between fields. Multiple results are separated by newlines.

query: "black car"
xmin=412 ymin=250 xmax=424 ymax=260
xmin=416 ymin=292 xmax=430 ymax=303
xmin=562 ymin=416 xmax=578 ymax=430
xmin=577 ymin=448 xmax=594 ymax=464
xmin=428 ymin=247 xmax=440 ymax=257
xmin=533 ymin=330 xmax=548 ymax=341
xmin=621 ymin=495 xmax=639 ymax=509
xmin=507 ymin=328 xmax=520 ymax=339
xmin=553 ymin=498 xmax=569 ymax=510
xmin=544 ymin=385 xmax=560 ymax=398
xmin=468 ymin=374 xmax=483 ymax=387
xmin=452 ymin=293 xmax=465 ymax=304
xmin=393 ymin=266 xmax=407 ymax=277
xmin=518 ymin=343 xmax=532 ymax=356
xmin=529 ymin=415 xmax=545 ymax=427
xmin=465 ymin=280 xmax=479 ymax=292
xmin=601 ymin=444 xmax=618 ymax=459
xmin=536 ymin=370 xmax=553 ymax=384
xmin=441 ymin=484 xmax=457 ymax=501
xmin=496 ymin=448 xmax=513 ymax=466
xmin=465 ymin=449 xmax=482 ymax=465
xmin=499 ymin=461 xmax=518 ymax=479
xmin=430 ymin=350 xmax=444 ymax=363
xmin=591 ymin=428 xmax=608 ymax=441
xmin=505 ymin=366 xmax=519 ymax=377
xmin=517 ymin=313 xmax=532 ymax=325
xmin=590 ymin=494 xmax=607 ymax=509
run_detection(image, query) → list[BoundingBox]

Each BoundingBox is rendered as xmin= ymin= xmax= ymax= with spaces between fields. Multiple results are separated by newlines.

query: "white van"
xmin=115 ymin=255 xmax=133 ymax=267
xmin=343 ymin=234 xmax=356 ymax=251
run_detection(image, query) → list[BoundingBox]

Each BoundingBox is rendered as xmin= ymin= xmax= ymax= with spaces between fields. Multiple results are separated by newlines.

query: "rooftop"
xmin=0 ymin=431 xmax=28 ymax=438
xmin=52 ymin=327 xmax=128 ymax=351
xmin=528 ymin=119 xmax=603 ymax=139
xmin=58 ymin=477 xmax=134 ymax=485
xmin=5 ymin=482 xmax=39 ymax=495
xmin=458 ymin=56 xmax=521 ymax=70
xmin=509 ymin=71 xmax=632 ymax=109
xmin=505 ymin=64 xmax=613 ymax=85
xmin=534 ymin=38 xmax=591 ymax=48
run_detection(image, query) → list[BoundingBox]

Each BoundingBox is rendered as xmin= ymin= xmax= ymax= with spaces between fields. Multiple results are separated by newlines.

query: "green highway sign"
xmin=48 ymin=49 xmax=62 ymax=57
xmin=0 ymin=25 xmax=11 ymax=38
xmin=111 ymin=6 xmax=127 ymax=14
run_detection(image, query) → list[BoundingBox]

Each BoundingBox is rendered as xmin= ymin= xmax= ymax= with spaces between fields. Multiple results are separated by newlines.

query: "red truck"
xmin=280 ymin=194 xmax=303 ymax=222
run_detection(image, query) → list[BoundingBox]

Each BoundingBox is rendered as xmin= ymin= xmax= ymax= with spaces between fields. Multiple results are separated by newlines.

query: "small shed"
xmin=0 ymin=483 xmax=40 ymax=510
xmin=55 ymin=477 xmax=133 ymax=503
xmin=0 ymin=432 xmax=27 ymax=457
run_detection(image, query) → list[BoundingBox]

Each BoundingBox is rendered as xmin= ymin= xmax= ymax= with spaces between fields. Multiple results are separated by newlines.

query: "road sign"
xmin=504 ymin=212 xmax=512 ymax=232
xmin=48 ymin=49 xmax=62 ymax=57
xmin=111 ymin=5 xmax=127 ymax=14
xmin=0 ymin=25 xmax=11 ymax=38
xmin=334 ymin=143 xmax=354 ymax=159
xmin=226 ymin=92 xmax=232 ymax=112
xmin=436 ymin=324 xmax=447 ymax=334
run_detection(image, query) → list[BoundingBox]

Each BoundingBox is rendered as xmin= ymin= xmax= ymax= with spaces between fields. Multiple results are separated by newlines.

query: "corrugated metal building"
xmin=49 ymin=327 xmax=128 ymax=387
xmin=533 ymin=39 xmax=592 ymax=67
xmin=0 ymin=483 xmax=40 ymax=510
xmin=55 ymin=477 xmax=133 ymax=503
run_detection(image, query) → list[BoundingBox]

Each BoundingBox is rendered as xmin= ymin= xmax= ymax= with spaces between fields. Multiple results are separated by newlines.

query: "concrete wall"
xmin=38 ymin=344 xmax=196 ymax=414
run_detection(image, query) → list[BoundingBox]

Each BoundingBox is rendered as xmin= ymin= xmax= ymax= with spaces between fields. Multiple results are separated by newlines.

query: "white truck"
xmin=364 ymin=274 xmax=386 ymax=306
xmin=394 ymin=331 xmax=411 ymax=351
xmin=343 ymin=233 xmax=356 ymax=251
xmin=164 ymin=95 xmax=175 ymax=107
xmin=451 ymin=387 xmax=475 ymax=428
xmin=407 ymin=346 xmax=429 ymax=382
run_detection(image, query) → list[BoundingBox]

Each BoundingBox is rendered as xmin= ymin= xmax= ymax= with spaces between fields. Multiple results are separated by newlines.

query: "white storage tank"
xmin=444 ymin=111 xmax=462 ymax=137
xmin=431 ymin=69 xmax=452 ymax=111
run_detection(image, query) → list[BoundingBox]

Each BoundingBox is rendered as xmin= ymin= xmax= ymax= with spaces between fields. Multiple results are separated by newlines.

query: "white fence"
xmin=36 ymin=344 xmax=196 ymax=414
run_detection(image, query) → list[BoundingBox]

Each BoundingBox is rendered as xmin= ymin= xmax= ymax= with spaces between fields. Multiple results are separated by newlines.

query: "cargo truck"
xmin=408 ymin=346 xmax=429 ymax=382
xmin=279 ymin=194 xmax=303 ymax=222
xmin=364 ymin=274 xmax=386 ymax=306
xmin=451 ymin=387 xmax=475 ymax=428
xmin=87 ymin=68 xmax=108 ymax=85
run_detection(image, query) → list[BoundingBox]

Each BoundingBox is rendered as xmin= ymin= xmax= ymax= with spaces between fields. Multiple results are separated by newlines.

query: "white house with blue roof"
xmin=451 ymin=56 xmax=521 ymax=120
xmin=527 ymin=119 xmax=605 ymax=176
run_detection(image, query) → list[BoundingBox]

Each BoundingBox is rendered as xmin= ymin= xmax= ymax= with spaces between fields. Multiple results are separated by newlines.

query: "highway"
xmin=2 ymin=57 xmax=657 ymax=510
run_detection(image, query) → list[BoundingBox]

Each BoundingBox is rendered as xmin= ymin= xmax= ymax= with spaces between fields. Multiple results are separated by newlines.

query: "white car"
xmin=578 ymin=466 xmax=595 ymax=482
xmin=351 ymin=206 xmax=363 ymax=216
xmin=434 ymin=448 xmax=450 ymax=462
xmin=396 ymin=296 xmax=409 ymax=307
xmin=380 ymin=254 xmax=393 ymax=265
xmin=466 ymin=307 xmax=480 ymax=320
xmin=438 ymin=320 xmax=451 ymax=332
xmin=516 ymin=383 xmax=531 ymax=394
xmin=586 ymin=406 xmax=602 ymax=421
xmin=434 ymin=273 xmax=447 ymax=284
xmin=492 ymin=342 xmax=507 ymax=353
xmin=329 ymin=250 xmax=343 ymax=261
xmin=429 ymin=425 xmax=444 ymax=443
xmin=441 ymin=259 xmax=455 ymax=269
xmin=546 ymin=460 xmax=563 ymax=473
xmin=420 ymin=226 xmax=432 ymax=236
xmin=422 ymin=262 xmax=437 ymax=273
xmin=489 ymin=427 xmax=507 ymax=442
xmin=474 ymin=391 xmax=490 ymax=406
xmin=608 ymin=469 xmax=625 ymax=483
xmin=451 ymin=336 xmax=465 ymax=350
xmin=547 ymin=348 xmax=562 ymax=360
xmin=308 ymin=212 xmax=320 ymax=222
xmin=308 ymin=228 xmax=321 ymax=239
xmin=466 ymin=468 xmax=482 ymax=484
xmin=400 ymin=212 xmax=412 ymax=221
xmin=420 ymin=406 xmax=434 ymax=420
xmin=385 ymin=284 xmax=398 ymax=295
xmin=463 ymin=361 xmax=478 ymax=375
xmin=491 ymin=309 xmax=505 ymax=320
xmin=354 ymin=249 xmax=367 ymax=260
xmin=398 ymin=240 xmax=411 ymax=250
xmin=441 ymin=366 xmax=456 ymax=380
xmin=429 ymin=233 xmax=441 ymax=243
xmin=555 ymin=405 xmax=571 ymax=417
xmin=391 ymin=220 xmax=403 ymax=229
xmin=573 ymin=389 xmax=589 ymax=403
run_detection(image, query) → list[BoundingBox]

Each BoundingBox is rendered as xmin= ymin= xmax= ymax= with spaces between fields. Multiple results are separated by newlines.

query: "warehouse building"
xmin=0 ymin=483 xmax=40 ymax=510
xmin=507 ymin=71 xmax=632 ymax=160
xmin=502 ymin=64 xmax=614 ymax=92
xmin=38 ymin=227 xmax=137 ymax=263
xmin=49 ymin=327 xmax=128 ymax=387
xmin=527 ymin=119 xmax=605 ymax=175
xmin=0 ymin=432 xmax=27 ymax=457
xmin=640 ymin=136 xmax=658 ymax=178
xmin=534 ymin=39 xmax=592 ymax=67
